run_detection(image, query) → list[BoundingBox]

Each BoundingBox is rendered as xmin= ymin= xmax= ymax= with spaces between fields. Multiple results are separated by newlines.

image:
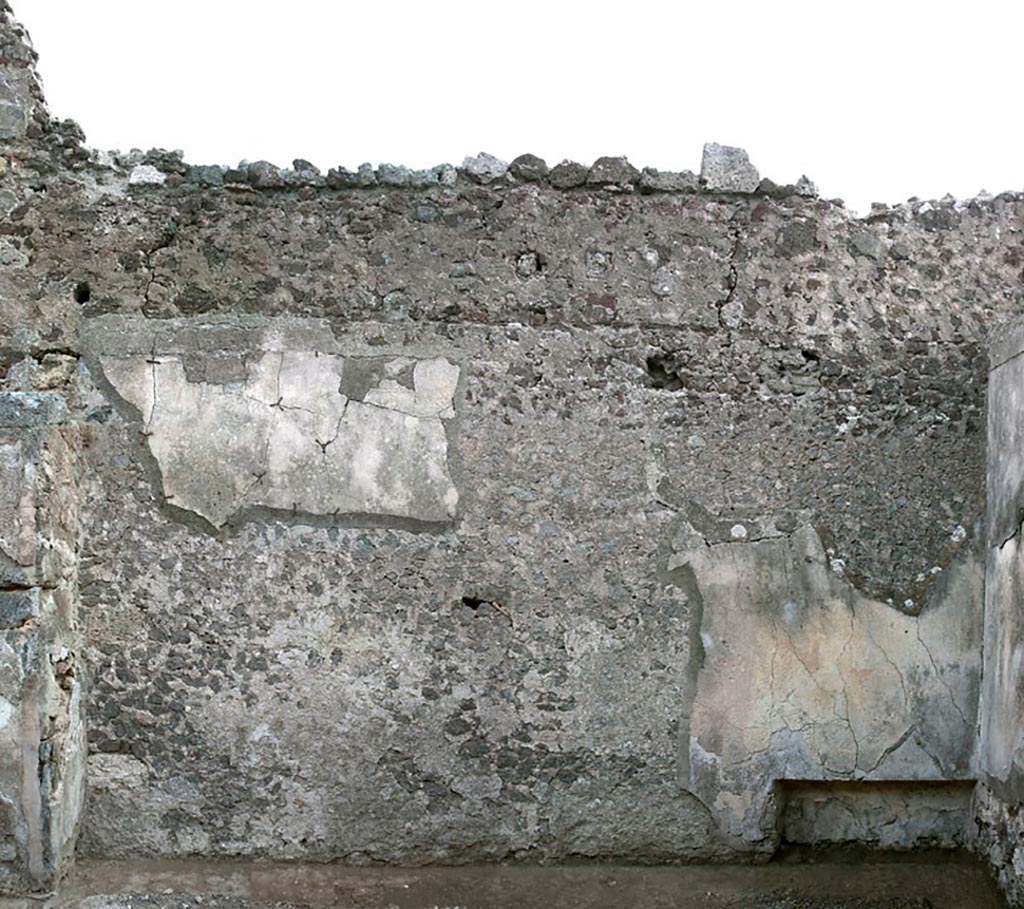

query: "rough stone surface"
xmin=586 ymin=156 xmax=640 ymax=187
xmin=639 ymin=167 xmax=699 ymax=193
xmin=460 ymin=153 xmax=508 ymax=184
xmin=701 ymin=143 xmax=761 ymax=193
xmin=547 ymin=159 xmax=589 ymax=188
xmin=0 ymin=420 xmax=84 ymax=894
xmin=7 ymin=151 xmax=1014 ymax=873
xmin=1 ymin=1 xmax=1023 ymax=901
xmin=976 ymin=316 xmax=1024 ymax=906
xmin=127 ymin=166 xmax=166 ymax=187
xmin=509 ymin=154 xmax=548 ymax=182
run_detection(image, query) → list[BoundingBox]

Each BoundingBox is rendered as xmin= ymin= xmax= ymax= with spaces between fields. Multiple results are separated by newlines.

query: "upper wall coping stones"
xmin=106 ymin=144 xmax=822 ymax=200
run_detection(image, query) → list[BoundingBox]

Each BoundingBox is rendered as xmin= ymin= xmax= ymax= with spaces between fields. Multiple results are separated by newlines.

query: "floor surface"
xmin=51 ymin=852 xmax=1007 ymax=909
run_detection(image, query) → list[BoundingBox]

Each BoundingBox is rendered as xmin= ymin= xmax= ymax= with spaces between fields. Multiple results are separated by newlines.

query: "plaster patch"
xmin=100 ymin=351 xmax=460 ymax=527
xmin=674 ymin=524 xmax=981 ymax=848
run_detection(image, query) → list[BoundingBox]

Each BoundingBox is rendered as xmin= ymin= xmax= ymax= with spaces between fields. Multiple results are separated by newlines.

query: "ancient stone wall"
xmin=0 ymin=0 xmax=1022 ymax=902
xmin=976 ymin=318 xmax=1024 ymax=905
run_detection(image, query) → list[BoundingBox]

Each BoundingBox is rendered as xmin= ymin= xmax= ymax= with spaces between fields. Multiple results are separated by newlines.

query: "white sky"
xmin=16 ymin=0 xmax=1024 ymax=214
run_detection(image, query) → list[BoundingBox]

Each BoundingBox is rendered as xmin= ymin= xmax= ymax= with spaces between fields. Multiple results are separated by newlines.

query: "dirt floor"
xmin=53 ymin=851 xmax=1007 ymax=909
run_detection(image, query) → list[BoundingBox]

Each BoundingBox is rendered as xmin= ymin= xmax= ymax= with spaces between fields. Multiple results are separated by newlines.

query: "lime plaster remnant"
xmin=101 ymin=350 xmax=460 ymax=528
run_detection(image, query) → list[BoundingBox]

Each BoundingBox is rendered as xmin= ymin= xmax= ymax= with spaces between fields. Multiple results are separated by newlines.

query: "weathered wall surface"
xmin=682 ymin=525 xmax=981 ymax=846
xmin=0 ymin=395 xmax=85 ymax=892
xmin=976 ymin=318 xmax=1024 ymax=905
xmin=0 ymin=2 xmax=86 ymax=895
xmin=64 ymin=162 xmax=1006 ymax=864
xmin=1 ymin=0 xmax=1023 ymax=892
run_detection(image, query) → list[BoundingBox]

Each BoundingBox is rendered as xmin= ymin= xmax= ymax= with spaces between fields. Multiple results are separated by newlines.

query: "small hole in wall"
xmin=645 ymin=354 xmax=684 ymax=391
xmin=74 ymin=282 xmax=91 ymax=304
xmin=461 ymin=596 xmax=487 ymax=611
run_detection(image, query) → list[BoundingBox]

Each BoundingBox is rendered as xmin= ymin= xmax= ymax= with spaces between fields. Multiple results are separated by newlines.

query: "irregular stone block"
xmin=509 ymin=154 xmax=548 ymax=182
xmin=638 ymin=167 xmax=698 ymax=193
xmin=0 ymin=589 xmax=38 ymax=628
xmin=127 ymin=165 xmax=166 ymax=187
xmin=849 ymin=229 xmax=887 ymax=262
xmin=0 ymin=425 xmax=78 ymax=589
xmin=586 ymin=156 xmax=639 ymax=186
xmin=246 ymin=161 xmax=285 ymax=189
xmin=460 ymin=152 xmax=508 ymax=184
xmin=0 ymin=393 xmax=68 ymax=428
xmin=700 ymin=142 xmax=760 ymax=193
xmin=548 ymin=160 xmax=589 ymax=189
xmin=0 ymin=96 xmax=25 ymax=139
xmin=376 ymin=163 xmax=411 ymax=187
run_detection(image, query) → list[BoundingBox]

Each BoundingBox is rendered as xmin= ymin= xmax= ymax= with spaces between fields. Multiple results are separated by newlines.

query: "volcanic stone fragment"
xmin=246 ymin=161 xmax=285 ymax=189
xmin=377 ymin=164 xmax=411 ymax=187
xmin=639 ymin=168 xmax=699 ymax=193
xmin=587 ymin=156 xmax=640 ymax=186
xmin=548 ymin=160 xmax=589 ymax=189
xmin=701 ymin=142 xmax=760 ymax=193
xmin=849 ymin=230 xmax=887 ymax=262
xmin=509 ymin=154 xmax=548 ymax=182
xmin=460 ymin=153 xmax=508 ymax=184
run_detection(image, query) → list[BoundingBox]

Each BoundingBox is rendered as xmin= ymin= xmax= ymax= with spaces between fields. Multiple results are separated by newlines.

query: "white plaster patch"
xmin=101 ymin=351 xmax=460 ymax=527
xmin=0 ymin=696 xmax=13 ymax=731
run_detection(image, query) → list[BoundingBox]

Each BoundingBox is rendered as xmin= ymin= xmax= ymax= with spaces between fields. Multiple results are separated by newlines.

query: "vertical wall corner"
xmin=0 ymin=392 xmax=84 ymax=894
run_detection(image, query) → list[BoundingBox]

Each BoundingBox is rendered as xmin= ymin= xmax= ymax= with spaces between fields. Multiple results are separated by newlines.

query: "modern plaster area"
xmin=0 ymin=0 xmax=1021 ymax=905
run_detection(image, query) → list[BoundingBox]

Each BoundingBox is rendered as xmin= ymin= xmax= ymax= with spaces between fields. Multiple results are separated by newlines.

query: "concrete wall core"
xmin=0 ymin=0 xmax=1021 ymax=904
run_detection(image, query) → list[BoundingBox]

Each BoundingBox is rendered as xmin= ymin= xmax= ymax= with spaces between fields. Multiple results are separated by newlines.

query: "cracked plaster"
xmin=100 ymin=349 xmax=460 ymax=528
xmin=675 ymin=524 xmax=981 ymax=847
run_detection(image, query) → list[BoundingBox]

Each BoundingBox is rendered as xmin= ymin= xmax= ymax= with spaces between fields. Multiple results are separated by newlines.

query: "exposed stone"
xmin=186 ymin=165 xmax=226 ymax=187
xmin=325 ymin=166 xmax=359 ymax=189
xmin=547 ymin=159 xmax=589 ymax=189
xmin=460 ymin=152 xmax=508 ymax=184
xmin=2 ymin=5 xmax=1024 ymax=900
xmin=586 ymin=156 xmax=640 ymax=187
xmin=795 ymin=175 xmax=818 ymax=197
xmin=638 ymin=167 xmax=698 ymax=193
xmin=291 ymin=159 xmax=320 ymax=177
xmin=700 ymin=142 xmax=761 ymax=193
xmin=849 ymin=229 xmax=886 ymax=262
xmin=127 ymin=165 xmax=166 ymax=187
xmin=246 ymin=161 xmax=285 ymax=189
xmin=0 ymin=588 xmax=37 ymax=627
xmin=377 ymin=163 xmax=413 ymax=186
xmin=0 ymin=95 xmax=26 ymax=139
xmin=509 ymin=153 xmax=548 ymax=182
xmin=515 ymin=251 xmax=540 ymax=277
